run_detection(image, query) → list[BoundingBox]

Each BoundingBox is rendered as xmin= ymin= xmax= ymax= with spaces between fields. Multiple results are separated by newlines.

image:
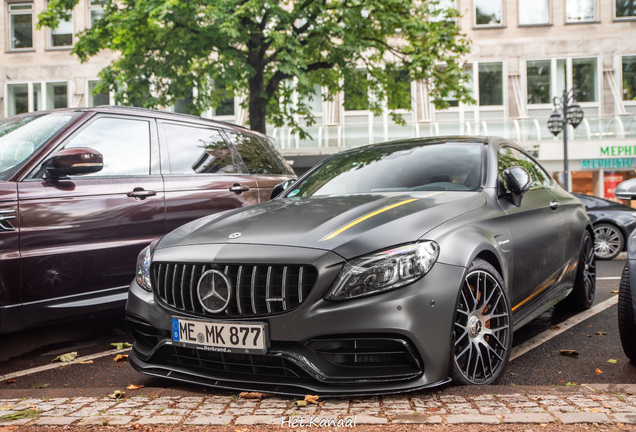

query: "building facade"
xmin=2 ymin=0 xmax=636 ymax=199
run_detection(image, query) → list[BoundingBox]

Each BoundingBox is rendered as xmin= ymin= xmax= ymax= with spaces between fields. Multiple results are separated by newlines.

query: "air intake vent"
xmin=152 ymin=263 xmax=317 ymax=318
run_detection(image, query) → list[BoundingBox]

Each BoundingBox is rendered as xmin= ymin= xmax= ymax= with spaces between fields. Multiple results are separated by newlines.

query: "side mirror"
xmin=271 ymin=179 xmax=296 ymax=199
xmin=616 ymin=179 xmax=636 ymax=200
xmin=46 ymin=147 xmax=104 ymax=179
xmin=503 ymin=166 xmax=531 ymax=207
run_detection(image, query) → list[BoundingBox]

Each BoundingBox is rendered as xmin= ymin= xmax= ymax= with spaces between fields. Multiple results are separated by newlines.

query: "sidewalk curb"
xmin=3 ymin=385 xmax=636 ymax=427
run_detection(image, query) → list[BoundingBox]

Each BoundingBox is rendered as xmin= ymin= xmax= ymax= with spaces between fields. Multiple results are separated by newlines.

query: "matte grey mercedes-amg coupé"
xmin=126 ymin=136 xmax=595 ymax=396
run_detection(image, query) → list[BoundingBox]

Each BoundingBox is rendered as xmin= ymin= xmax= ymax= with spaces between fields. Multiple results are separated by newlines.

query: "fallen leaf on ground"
xmin=77 ymin=361 xmax=93 ymax=365
xmin=28 ymin=383 xmax=51 ymax=389
xmin=509 ymin=372 xmax=518 ymax=375
xmin=238 ymin=392 xmax=271 ymax=400
xmin=587 ymin=325 xmax=593 ymax=327
xmin=304 ymin=395 xmax=319 ymax=404
xmin=295 ymin=400 xmax=308 ymax=407
xmin=113 ymin=354 xmax=129 ymax=362
xmin=5 ymin=379 xmax=16 ymax=384
xmin=0 ymin=405 xmax=14 ymax=410
xmin=565 ymin=382 xmax=578 ymax=386
xmin=126 ymin=384 xmax=144 ymax=390
xmin=611 ymin=290 xmax=619 ymax=293
xmin=52 ymin=352 xmax=78 ymax=363
xmin=107 ymin=390 xmax=124 ymax=399
xmin=596 ymin=368 xmax=603 ymax=374
xmin=1 ymin=408 xmax=39 ymax=420
xmin=111 ymin=342 xmax=132 ymax=350
xmin=608 ymin=359 xmax=618 ymax=364
xmin=589 ymin=408 xmax=602 ymax=412
xmin=559 ymin=350 xmax=579 ymax=357
xmin=549 ymin=325 xmax=560 ymax=331
xmin=596 ymin=332 xmax=608 ymax=336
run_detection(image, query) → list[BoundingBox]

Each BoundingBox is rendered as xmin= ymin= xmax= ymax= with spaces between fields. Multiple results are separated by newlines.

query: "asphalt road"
xmin=0 ymin=258 xmax=632 ymax=393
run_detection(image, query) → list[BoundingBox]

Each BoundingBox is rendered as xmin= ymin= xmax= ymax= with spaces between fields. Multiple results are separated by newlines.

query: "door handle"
xmin=230 ymin=183 xmax=250 ymax=194
xmin=550 ymin=200 xmax=560 ymax=210
xmin=127 ymin=188 xmax=157 ymax=200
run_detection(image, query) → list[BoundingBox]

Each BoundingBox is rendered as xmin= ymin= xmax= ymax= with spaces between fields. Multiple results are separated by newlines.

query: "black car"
xmin=126 ymin=136 xmax=594 ymax=395
xmin=573 ymin=193 xmax=636 ymax=260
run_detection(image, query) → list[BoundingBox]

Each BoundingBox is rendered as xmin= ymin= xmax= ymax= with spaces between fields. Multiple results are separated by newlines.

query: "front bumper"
xmin=125 ymin=243 xmax=465 ymax=396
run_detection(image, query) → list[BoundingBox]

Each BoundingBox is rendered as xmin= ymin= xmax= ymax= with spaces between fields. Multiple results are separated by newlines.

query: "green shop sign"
xmin=600 ymin=146 xmax=636 ymax=157
xmin=581 ymin=158 xmax=636 ymax=169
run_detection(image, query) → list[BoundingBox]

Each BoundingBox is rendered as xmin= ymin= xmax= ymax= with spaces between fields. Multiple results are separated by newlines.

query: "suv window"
xmin=225 ymin=131 xmax=294 ymax=175
xmin=498 ymin=146 xmax=551 ymax=191
xmin=163 ymin=123 xmax=235 ymax=174
xmin=63 ymin=117 xmax=151 ymax=176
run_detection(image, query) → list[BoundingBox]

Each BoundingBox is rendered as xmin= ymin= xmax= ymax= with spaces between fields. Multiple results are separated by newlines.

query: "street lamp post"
xmin=547 ymin=87 xmax=585 ymax=192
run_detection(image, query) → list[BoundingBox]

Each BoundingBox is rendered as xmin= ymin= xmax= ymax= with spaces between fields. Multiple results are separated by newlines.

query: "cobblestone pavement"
xmin=4 ymin=390 xmax=636 ymax=427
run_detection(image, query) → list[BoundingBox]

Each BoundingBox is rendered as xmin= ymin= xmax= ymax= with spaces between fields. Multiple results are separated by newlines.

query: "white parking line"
xmin=0 ymin=347 xmax=132 ymax=381
xmin=597 ymin=277 xmax=621 ymax=280
xmin=510 ymin=295 xmax=619 ymax=361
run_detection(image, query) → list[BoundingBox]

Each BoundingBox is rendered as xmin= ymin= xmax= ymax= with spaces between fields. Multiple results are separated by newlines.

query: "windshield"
xmin=286 ymin=141 xmax=483 ymax=197
xmin=0 ymin=112 xmax=79 ymax=180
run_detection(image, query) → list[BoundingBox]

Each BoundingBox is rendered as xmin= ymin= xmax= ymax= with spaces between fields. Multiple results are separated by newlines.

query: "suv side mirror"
xmin=271 ymin=179 xmax=296 ymax=199
xmin=46 ymin=147 xmax=104 ymax=179
xmin=616 ymin=179 xmax=636 ymax=200
xmin=503 ymin=166 xmax=531 ymax=207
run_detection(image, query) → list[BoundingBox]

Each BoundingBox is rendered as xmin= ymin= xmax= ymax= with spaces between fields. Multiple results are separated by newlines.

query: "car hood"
xmin=158 ymin=191 xmax=486 ymax=259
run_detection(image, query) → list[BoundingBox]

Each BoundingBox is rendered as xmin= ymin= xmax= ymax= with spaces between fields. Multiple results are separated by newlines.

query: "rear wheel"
xmin=561 ymin=230 xmax=596 ymax=310
xmin=451 ymin=259 xmax=512 ymax=385
xmin=594 ymin=223 xmax=624 ymax=260
xmin=618 ymin=264 xmax=636 ymax=363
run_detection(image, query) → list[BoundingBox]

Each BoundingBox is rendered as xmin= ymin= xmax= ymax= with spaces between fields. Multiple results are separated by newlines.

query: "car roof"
xmin=14 ymin=106 xmax=270 ymax=140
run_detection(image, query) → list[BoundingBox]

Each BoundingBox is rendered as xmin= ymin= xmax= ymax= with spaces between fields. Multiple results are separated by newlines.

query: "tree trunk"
xmin=248 ymin=72 xmax=267 ymax=134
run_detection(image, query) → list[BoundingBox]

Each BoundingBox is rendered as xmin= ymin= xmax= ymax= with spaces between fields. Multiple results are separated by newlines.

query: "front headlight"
xmin=136 ymin=244 xmax=154 ymax=292
xmin=326 ymin=241 xmax=439 ymax=301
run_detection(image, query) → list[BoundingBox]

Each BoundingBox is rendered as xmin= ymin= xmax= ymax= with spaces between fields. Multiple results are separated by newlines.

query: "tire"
xmin=618 ymin=263 xmax=636 ymax=363
xmin=594 ymin=223 xmax=624 ymax=260
xmin=451 ymin=258 xmax=512 ymax=385
xmin=561 ymin=230 xmax=596 ymax=310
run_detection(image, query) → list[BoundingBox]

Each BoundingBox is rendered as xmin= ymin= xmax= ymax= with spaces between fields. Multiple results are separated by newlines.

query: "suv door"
xmin=159 ymin=122 xmax=259 ymax=233
xmin=497 ymin=146 xmax=567 ymax=309
xmin=224 ymin=131 xmax=296 ymax=202
xmin=17 ymin=115 xmax=164 ymax=324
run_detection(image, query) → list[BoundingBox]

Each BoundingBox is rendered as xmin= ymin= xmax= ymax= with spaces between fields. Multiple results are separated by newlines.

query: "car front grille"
xmin=157 ymin=345 xmax=310 ymax=378
xmin=151 ymin=263 xmax=318 ymax=318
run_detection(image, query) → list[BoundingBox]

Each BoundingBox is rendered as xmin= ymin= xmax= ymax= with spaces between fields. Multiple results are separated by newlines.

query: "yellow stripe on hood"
xmin=320 ymin=196 xmax=435 ymax=242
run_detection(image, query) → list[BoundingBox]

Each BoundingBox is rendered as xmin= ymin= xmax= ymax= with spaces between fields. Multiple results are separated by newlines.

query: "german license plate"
xmin=171 ymin=318 xmax=268 ymax=354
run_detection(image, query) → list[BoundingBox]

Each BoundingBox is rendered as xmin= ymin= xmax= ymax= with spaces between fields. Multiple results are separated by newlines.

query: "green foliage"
xmin=38 ymin=0 xmax=473 ymax=136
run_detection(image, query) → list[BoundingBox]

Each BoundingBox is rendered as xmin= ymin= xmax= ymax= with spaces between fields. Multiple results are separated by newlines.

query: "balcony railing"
xmin=269 ymin=115 xmax=636 ymax=152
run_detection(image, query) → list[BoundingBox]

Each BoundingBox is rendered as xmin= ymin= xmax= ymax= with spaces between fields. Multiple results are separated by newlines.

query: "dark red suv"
xmin=0 ymin=106 xmax=295 ymax=333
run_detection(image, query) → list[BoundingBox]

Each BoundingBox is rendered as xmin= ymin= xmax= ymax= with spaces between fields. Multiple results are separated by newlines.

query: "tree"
xmin=39 ymin=0 xmax=472 ymax=138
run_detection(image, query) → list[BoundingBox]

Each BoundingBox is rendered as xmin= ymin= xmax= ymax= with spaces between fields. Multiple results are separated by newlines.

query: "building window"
xmin=87 ymin=81 xmax=110 ymax=107
xmin=89 ymin=0 xmax=105 ymax=27
xmin=519 ymin=0 xmax=550 ymax=25
xmin=32 ymin=83 xmax=42 ymax=111
xmin=572 ymin=58 xmax=597 ymax=102
xmin=387 ymin=71 xmax=411 ymax=110
xmin=566 ymin=0 xmax=596 ymax=22
xmin=474 ymin=0 xmax=503 ymax=26
xmin=213 ymin=83 xmax=235 ymax=116
xmin=344 ymin=69 xmax=369 ymax=111
xmin=9 ymin=3 xmax=34 ymax=50
xmin=50 ymin=13 xmax=74 ymax=47
xmin=7 ymin=84 xmax=28 ymax=116
xmin=46 ymin=83 xmax=68 ymax=110
xmin=478 ymin=62 xmax=503 ymax=106
xmin=431 ymin=0 xmax=457 ymax=21
xmin=622 ymin=56 xmax=636 ymax=101
xmin=527 ymin=60 xmax=552 ymax=104
xmin=616 ymin=0 xmax=636 ymax=19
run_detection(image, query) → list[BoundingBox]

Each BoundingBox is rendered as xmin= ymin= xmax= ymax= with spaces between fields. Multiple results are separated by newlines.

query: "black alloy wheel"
xmin=562 ymin=230 xmax=596 ymax=310
xmin=452 ymin=259 xmax=512 ymax=385
xmin=618 ymin=263 xmax=636 ymax=362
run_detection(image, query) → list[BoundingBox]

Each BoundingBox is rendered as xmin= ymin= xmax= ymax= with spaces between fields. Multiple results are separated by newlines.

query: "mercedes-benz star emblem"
xmin=197 ymin=270 xmax=232 ymax=313
xmin=229 ymin=232 xmax=241 ymax=239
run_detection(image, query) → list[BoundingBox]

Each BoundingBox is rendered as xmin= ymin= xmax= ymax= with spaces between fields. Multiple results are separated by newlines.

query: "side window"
xmin=498 ymin=146 xmax=551 ymax=191
xmin=225 ymin=131 xmax=294 ymax=175
xmin=63 ymin=117 xmax=151 ymax=176
xmin=163 ymin=123 xmax=235 ymax=174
